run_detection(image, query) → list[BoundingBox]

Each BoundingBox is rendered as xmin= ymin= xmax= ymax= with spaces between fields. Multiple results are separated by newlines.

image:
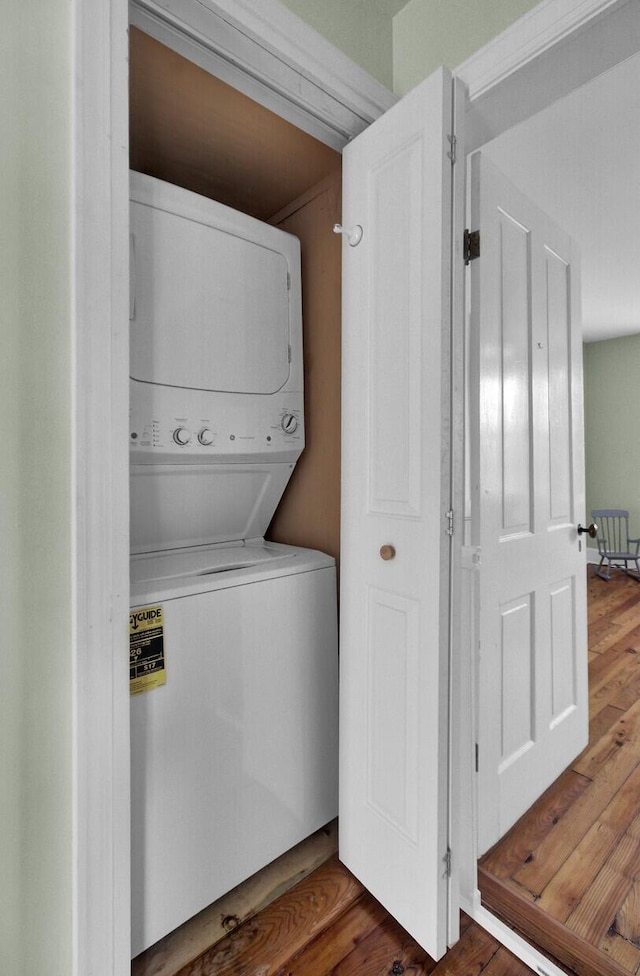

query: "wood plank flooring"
xmin=479 ymin=566 xmax=640 ymax=976
xmin=163 ymin=855 xmax=536 ymax=976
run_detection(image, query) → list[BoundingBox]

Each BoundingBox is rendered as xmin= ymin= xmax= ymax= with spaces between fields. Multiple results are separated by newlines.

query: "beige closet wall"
xmin=129 ymin=29 xmax=339 ymax=222
xmin=267 ymin=177 xmax=342 ymax=562
xmin=130 ymin=28 xmax=343 ymax=563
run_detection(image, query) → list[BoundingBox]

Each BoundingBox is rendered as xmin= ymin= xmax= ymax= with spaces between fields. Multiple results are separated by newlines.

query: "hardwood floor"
xmin=479 ymin=565 xmax=640 ymax=976
xmin=159 ymin=856 xmax=535 ymax=976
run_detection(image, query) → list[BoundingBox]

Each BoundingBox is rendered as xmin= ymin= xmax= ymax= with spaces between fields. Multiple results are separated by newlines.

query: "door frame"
xmin=453 ymin=0 xmax=640 ymax=969
xmin=76 ymin=0 xmax=637 ymax=971
xmin=129 ymin=0 xmax=397 ymax=148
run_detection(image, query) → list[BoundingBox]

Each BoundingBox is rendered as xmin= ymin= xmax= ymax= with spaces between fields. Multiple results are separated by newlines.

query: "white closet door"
xmin=340 ymin=66 xmax=457 ymax=961
xmin=470 ymin=153 xmax=588 ymax=855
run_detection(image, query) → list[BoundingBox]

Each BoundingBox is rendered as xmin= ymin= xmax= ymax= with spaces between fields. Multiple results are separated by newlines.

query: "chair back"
xmin=591 ymin=509 xmax=631 ymax=554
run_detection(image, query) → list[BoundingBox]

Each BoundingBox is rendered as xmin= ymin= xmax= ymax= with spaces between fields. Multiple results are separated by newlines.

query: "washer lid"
xmin=130 ymin=541 xmax=335 ymax=604
xmin=130 ymin=541 xmax=289 ymax=584
xmin=130 ymin=193 xmax=295 ymax=395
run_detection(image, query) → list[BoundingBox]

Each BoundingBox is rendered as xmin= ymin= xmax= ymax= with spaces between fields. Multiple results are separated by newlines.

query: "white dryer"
xmin=129 ymin=170 xmax=306 ymax=553
xmin=128 ymin=173 xmax=338 ymax=957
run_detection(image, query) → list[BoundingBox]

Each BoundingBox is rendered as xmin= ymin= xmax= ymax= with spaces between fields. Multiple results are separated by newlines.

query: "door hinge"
xmin=447 ymin=134 xmax=457 ymax=165
xmin=443 ymin=847 xmax=453 ymax=878
xmin=446 ymin=510 xmax=454 ymax=536
xmin=475 ymin=742 xmax=479 ymax=772
xmin=464 ymin=229 xmax=480 ymax=265
xmin=286 ymin=271 xmax=291 ymax=290
xmin=288 ymin=344 xmax=292 ymax=363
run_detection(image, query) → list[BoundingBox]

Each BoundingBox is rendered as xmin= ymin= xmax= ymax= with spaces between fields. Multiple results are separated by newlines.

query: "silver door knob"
xmin=577 ymin=523 xmax=598 ymax=538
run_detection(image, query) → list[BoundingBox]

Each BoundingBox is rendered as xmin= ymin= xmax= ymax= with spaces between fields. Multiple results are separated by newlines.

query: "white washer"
xmin=128 ymin=174 xmax=339 ymax=956
xmin=130 ymin=542 xmax=338 ymax=956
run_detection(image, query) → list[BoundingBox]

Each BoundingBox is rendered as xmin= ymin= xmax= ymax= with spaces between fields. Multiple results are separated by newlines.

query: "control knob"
xmin=198 ymin=427 xmax=214 ymax=446
xmin=173 ymin=427 xmax=191 ymax=446
xmin=281 ymin=413 xmax=298 ymax=434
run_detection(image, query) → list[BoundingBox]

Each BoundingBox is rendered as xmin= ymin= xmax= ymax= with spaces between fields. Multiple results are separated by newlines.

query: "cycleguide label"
xmin=130 ymin=604 xmax=166 ymax=695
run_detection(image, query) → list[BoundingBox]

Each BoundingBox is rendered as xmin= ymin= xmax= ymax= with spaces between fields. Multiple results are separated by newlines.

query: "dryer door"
xmin=130 ymin=175 xmax=299 ymax=395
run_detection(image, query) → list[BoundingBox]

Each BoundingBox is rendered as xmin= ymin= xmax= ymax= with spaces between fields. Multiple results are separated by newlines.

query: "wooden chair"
xmin=591 ymin=509 xmax=640 ymax=581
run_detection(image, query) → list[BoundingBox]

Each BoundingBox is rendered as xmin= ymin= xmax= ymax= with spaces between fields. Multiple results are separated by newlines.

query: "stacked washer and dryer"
xmin=128 ymin=172 xmax=339 ymax=956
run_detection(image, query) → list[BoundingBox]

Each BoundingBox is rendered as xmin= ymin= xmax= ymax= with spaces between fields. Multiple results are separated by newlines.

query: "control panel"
xmin=130 ymin=381 xmax=304 ymax=464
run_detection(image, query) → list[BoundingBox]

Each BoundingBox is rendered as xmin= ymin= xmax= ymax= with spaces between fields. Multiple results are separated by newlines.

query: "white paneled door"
xmin=339 ymin=67 xmax=457 ymax=961
xmin=470 ymin=154 xmax=588 ymax=856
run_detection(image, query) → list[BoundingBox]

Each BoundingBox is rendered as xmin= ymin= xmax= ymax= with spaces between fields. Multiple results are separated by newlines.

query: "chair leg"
xmin=597 ymin=556 xmax=611 ymax=581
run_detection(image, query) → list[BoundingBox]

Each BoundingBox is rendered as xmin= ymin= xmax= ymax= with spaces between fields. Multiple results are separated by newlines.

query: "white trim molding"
xmin=464 ymin=898 xmax=569 ymax=976
xmin=130 ymin=0 xmax=396 ymax=149
xmin=457 ymin=0 xmax=629 ymax=99
xmin=458 ymin=0 xmax=640 ymax=151
xmin=72 ymin=0 xmax=130 ymax=972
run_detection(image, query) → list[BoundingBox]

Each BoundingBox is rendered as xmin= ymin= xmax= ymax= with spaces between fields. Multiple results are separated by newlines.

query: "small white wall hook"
xmin=333 ymin=223 xmax=363 ymax=247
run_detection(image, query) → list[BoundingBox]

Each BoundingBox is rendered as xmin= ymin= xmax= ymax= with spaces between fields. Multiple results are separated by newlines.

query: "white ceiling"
xmin=483 ymin=52 xmax=640 ymax=343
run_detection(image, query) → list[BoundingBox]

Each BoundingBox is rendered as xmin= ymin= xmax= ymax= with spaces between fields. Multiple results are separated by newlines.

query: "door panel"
xmin=367 ymin=588 xmax=420 ymax=839
xmin=471 ymin=153 xmax=588 ymax=856
xmin=548 ymin=249 xmax=573 ymax=521
xmin=340 ymin=66 xmax=456 ymax=960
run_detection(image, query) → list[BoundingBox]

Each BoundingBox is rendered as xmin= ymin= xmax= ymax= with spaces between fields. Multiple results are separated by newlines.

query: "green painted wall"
xmin=280 ymin=1 xmax=547 ymax=96
xmin=1 ymin=1 xmax=73 ymax=972
xmin=279 ymin=0 xmax=396 ymax=89
xmin=393 ymin=0 xmax=542 ymax=94
xmin=584 ymin=336 xmax=640 ymax=553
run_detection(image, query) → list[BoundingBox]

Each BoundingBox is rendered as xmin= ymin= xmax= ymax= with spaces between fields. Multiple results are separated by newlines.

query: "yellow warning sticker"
xmin=130 ymin=605 xmax=166 ymax=695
